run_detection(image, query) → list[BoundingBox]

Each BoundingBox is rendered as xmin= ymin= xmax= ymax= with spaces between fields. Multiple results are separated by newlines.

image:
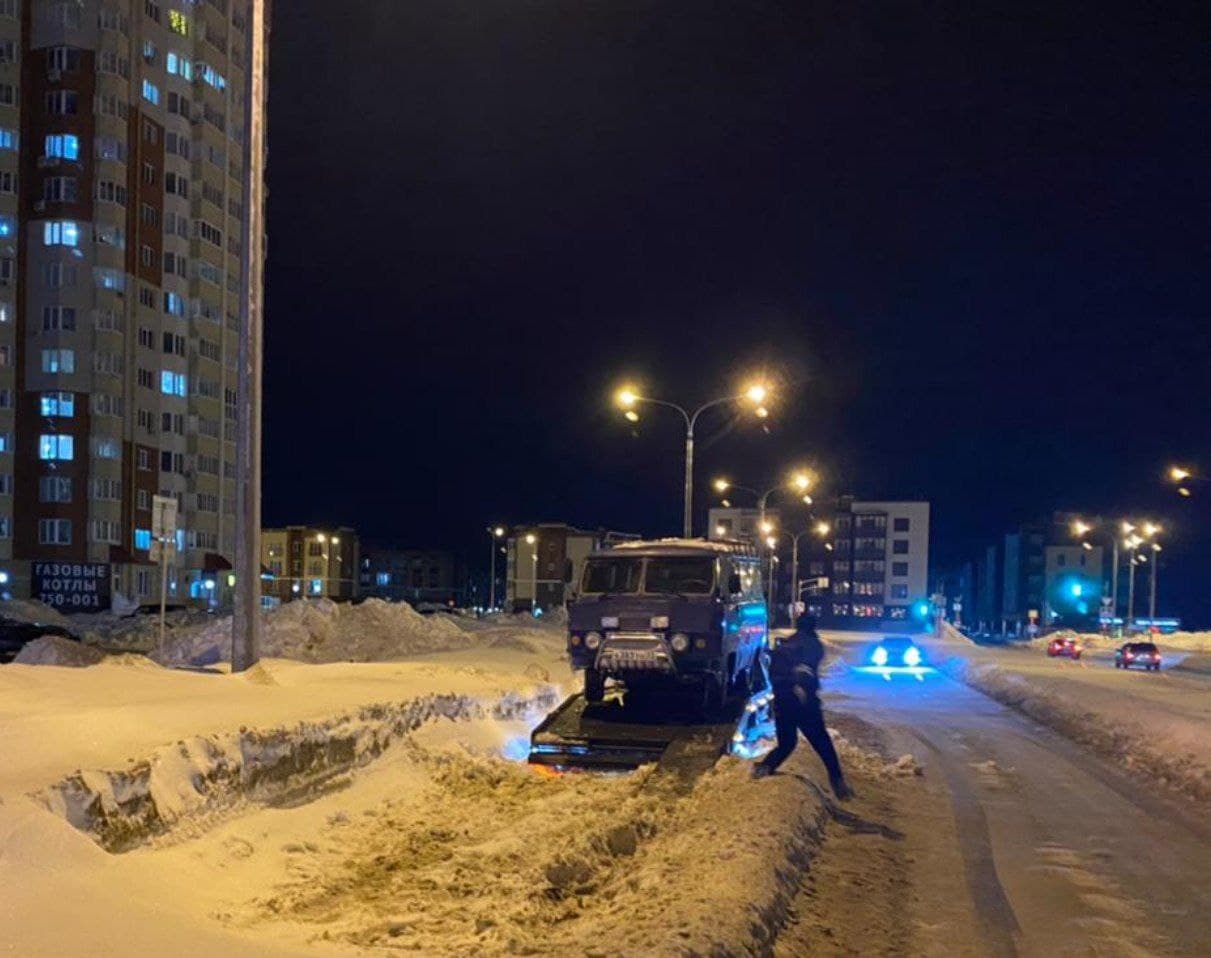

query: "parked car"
xmin=1115 ymin=642 xmax=1161 ymax=671
xmin=0 ymin=617 xmax=77 ymax=663
xmin=1046 ymin=635 xmax=1082 ymax=659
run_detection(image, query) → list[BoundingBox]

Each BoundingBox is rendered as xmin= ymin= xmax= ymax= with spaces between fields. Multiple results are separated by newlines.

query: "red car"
xmin=1046 ymin=636 xmax=1082 ymax=659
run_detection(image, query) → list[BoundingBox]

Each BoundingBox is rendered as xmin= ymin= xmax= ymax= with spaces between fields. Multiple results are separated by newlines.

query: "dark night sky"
xmin=263 ymin=2 xmax=1211 ymax=623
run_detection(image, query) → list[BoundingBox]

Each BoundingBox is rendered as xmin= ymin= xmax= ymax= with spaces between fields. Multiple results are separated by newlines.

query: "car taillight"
xmin=1126 ymin=653 xmax=1133 ymax=659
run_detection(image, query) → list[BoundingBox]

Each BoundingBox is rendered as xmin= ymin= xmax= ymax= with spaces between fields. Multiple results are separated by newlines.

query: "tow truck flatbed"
xmin=528 ymin=687 xmax=774 ymax=775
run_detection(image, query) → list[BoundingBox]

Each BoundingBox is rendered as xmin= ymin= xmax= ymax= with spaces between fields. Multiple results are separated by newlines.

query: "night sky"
xmin=263 ymin=3 xmax=1210 ymax=623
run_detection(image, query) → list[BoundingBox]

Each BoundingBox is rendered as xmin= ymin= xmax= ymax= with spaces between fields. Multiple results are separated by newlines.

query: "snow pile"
xmin=246 ymin=746 xmax=829 ymax=956
xmin=0 ymin=598 xmax=74 ymax=629
xmin=940 ymin=655 xmax=1210 ymax=803
xmin=12 ymin=635 xmax=104 ymax=667
xmin=40 ymin=686 xmax=561 ymax=853
xmin=155 ymin=598 xmax=478 ymax=667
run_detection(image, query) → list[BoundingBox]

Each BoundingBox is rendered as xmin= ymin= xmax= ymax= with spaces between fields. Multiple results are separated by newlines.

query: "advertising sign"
xmin=32 ymin=562 xmax=111 ymax=610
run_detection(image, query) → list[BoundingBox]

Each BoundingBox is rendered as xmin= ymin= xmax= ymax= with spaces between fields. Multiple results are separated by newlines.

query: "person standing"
xmin=752 ymin=614 xmax=852 ymax=799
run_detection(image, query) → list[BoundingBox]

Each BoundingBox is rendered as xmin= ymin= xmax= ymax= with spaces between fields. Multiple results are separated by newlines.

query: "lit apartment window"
xmin=43 ymin=220 xmax=80 ymax=246
xmin=160 ymin=371 xmax=187 ymax=397
xmin=0 ymin=434 xmax=7 ymax=452
xmin=39 ymin=518 xmax=72 ymax=545
xmin=141 ymin=79 xmax=160 ymax=105
xmin=39 ymin=434 xmax=74 ymax=460
xmin=41 ymin=349 xmax=75 ymax=373
xmin=0 ymin=128 xmax=15 ymax=149
xmin=168 ymin=9 xmax=190 ymax=35
xmin=134 ymin=528 xmax=151 ymax=551
xmin=166 ymin=51 xmax=193 ymax=80
xmin=0 ymin=216 xmax=13 ymax=238
xmin=44 ymin=133 xmax=79 ymax=160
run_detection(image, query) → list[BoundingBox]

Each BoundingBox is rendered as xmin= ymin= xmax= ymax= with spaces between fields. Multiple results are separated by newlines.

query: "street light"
xmin=486 ymin=526 xmax=506 ymax=611
xmin=615 ymin=380 xmax=772 ymax=538
xmin=524 ymin=532 xmax=538 ymax=613
xmin=1150 ymin=542 xmax=1162 ymax=622
xmin=711 ymin=468 xmax=815 ymax=532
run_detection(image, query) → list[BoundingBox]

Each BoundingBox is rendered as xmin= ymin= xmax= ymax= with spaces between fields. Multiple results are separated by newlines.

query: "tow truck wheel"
xmin=584 ymin=668 xmax=605 ymax=704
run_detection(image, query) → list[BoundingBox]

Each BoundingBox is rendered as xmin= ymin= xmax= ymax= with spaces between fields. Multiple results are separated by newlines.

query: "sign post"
xmin=151 ymin=495 xmax=178 ymax=659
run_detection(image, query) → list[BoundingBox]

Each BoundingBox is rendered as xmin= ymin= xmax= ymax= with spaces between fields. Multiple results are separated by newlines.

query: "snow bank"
xmin=12 ymin=635 xmax=105 ymax=667
xmin=155 ymin=598 xmax=477 ymax=667
xmin=39 ymin=687 xmax=561 ymax=853
xmin=0 ymin=598 xmax=74 ymax=629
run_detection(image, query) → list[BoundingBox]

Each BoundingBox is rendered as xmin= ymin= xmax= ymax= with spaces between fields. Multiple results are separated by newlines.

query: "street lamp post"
xmin=487 ymin=526 xmax=505 ymax=610
xmin=525 ymin=533 xmax=538 ymax=613
xmin=1149 ymin=543 xmax=1161 ymax=622
xmin=616 ymin=382 xmax=770 ymax=538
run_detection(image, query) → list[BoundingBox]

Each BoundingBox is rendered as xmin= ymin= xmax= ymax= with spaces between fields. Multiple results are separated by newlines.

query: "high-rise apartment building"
xmin=0 ymin=0 xmax=259 ymax=609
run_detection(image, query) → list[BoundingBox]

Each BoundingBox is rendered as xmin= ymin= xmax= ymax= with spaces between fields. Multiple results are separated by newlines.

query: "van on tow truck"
xmin=566 ymin=538 xmax=768 ymax=713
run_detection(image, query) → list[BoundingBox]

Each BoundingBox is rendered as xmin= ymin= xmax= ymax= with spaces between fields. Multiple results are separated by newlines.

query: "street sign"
xmin=32 ymin=562 xmax=111 ymax=610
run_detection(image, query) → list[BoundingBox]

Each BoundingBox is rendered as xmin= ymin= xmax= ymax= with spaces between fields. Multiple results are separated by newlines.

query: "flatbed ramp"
xmin=528 ymin=688 xmax=774 ymax=777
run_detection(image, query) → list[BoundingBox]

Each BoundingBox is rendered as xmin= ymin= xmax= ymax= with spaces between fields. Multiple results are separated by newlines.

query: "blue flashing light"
xmin=1070 ymin=582 xmax=1083 ymax=598
xmin=915 ymin=601 xmax=930 ymax=619
xmin=871 ymin=646 xmax=889 ymax=666
xmin=903 ymin=645 xmax=922 ymax=667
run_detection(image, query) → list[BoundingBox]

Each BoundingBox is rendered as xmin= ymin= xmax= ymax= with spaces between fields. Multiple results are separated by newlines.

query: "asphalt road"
xmin=808 ymin=631 xmax=1211 ymax=958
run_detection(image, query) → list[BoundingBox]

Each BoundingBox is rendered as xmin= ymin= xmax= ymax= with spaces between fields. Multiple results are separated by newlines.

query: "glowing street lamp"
xmin=613 ymin=380 xmax=772 ymax=538
xmin=524 ymin=533 xmax=539 ymax=614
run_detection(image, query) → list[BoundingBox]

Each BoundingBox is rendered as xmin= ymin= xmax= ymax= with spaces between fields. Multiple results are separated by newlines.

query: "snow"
xmin=0 ymin=612 xmax=849 ymax=956
xmin=0 ymin=597 xmax=75 ymax=629
xmin=12 ymin=634 xmax=105 ymax=667
xmin=932 ymin=624 xmax=1211 ymax=802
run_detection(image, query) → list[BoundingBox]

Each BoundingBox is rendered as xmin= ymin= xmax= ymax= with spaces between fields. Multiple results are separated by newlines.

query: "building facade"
xmin=507 ymin=523 xmax=639 ymax=612
xmin=0 ymin=1 xmax=258 ymax=610
xmin=800 ymin=499 xmax=931 ymax=630
xmin=359 ymin=549 xmax=461 ymax=607
xmin=261 ymin=526 xmax=359 ymax=604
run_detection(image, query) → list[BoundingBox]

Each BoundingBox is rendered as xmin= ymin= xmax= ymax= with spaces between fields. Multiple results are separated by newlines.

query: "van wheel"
xmin=584 ymin=669 xmax=605 ymax=704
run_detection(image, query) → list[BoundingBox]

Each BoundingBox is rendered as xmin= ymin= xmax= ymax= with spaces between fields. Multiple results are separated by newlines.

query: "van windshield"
xmin=644 ymin=557 xmax=716 ymax=595
xmin=581 ymin=558 xmax=642 ymax=594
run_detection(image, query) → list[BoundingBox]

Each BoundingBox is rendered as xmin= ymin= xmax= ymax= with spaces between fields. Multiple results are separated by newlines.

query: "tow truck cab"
xmin=566 ymin=539 xmax=768 ymax=707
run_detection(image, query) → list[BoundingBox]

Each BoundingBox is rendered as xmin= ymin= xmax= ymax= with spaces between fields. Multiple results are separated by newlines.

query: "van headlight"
xmin=585 ymin=631 xmax=602 ymax=650
xmin=670 ymin=633 xmax=690 ymax=652
xmin=569 ymin=634 xmax=582 ymax=647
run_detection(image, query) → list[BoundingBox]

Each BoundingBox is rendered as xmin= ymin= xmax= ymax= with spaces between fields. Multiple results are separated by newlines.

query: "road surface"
xmin=777 ymin=631 xmax=1211 ymax=957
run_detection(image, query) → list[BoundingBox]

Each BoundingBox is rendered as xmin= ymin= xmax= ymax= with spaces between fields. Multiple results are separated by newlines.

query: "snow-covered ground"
xmin=929 ymin=624 xmax=1211 ymax=803
xmin=0 ymin=606 xmax=860 ymax=956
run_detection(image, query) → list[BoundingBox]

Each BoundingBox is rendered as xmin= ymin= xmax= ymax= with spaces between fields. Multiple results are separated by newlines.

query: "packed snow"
xmin=933 ymin=624 xmax=1211 ymax=802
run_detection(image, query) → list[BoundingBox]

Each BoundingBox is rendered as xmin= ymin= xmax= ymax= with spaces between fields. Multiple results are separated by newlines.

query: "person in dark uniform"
xmin=752 ymin=613 xmax=852 ymax=799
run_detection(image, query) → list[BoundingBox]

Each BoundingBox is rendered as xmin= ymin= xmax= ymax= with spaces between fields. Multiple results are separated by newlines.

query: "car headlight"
xmin=903 ymin=646 xmax=921 ymax=667
xmin=569 ymin=634 xmax=582 ymax=647
xmin=871 ymin=646 xmax=889 ymax=666
xmin=694 ymin=637 xmax=707 ymax=650
xmin=670 ymin=633 xmax=690 ymax=652
xmin=585 ymin=631 xmax=602 ymax=650
xmin=650 ymin=615 xmax=670 ymax=629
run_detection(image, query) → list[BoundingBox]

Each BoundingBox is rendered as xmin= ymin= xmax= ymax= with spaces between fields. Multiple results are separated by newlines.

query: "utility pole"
xmin=232 ymin=0 xmax=269 ymax=673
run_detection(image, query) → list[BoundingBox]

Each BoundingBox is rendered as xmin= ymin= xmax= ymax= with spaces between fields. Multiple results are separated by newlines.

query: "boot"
xmin=830 ymin=774 xmax=854 ymax=800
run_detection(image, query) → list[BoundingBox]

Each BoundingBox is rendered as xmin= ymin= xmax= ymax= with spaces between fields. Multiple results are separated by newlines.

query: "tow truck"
xmin=528 ymin=538 xmax=775 ymax=772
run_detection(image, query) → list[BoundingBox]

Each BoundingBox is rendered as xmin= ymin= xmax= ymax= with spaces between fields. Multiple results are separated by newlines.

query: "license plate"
xmin=611 ymin=649 xmax=659 ymax=667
